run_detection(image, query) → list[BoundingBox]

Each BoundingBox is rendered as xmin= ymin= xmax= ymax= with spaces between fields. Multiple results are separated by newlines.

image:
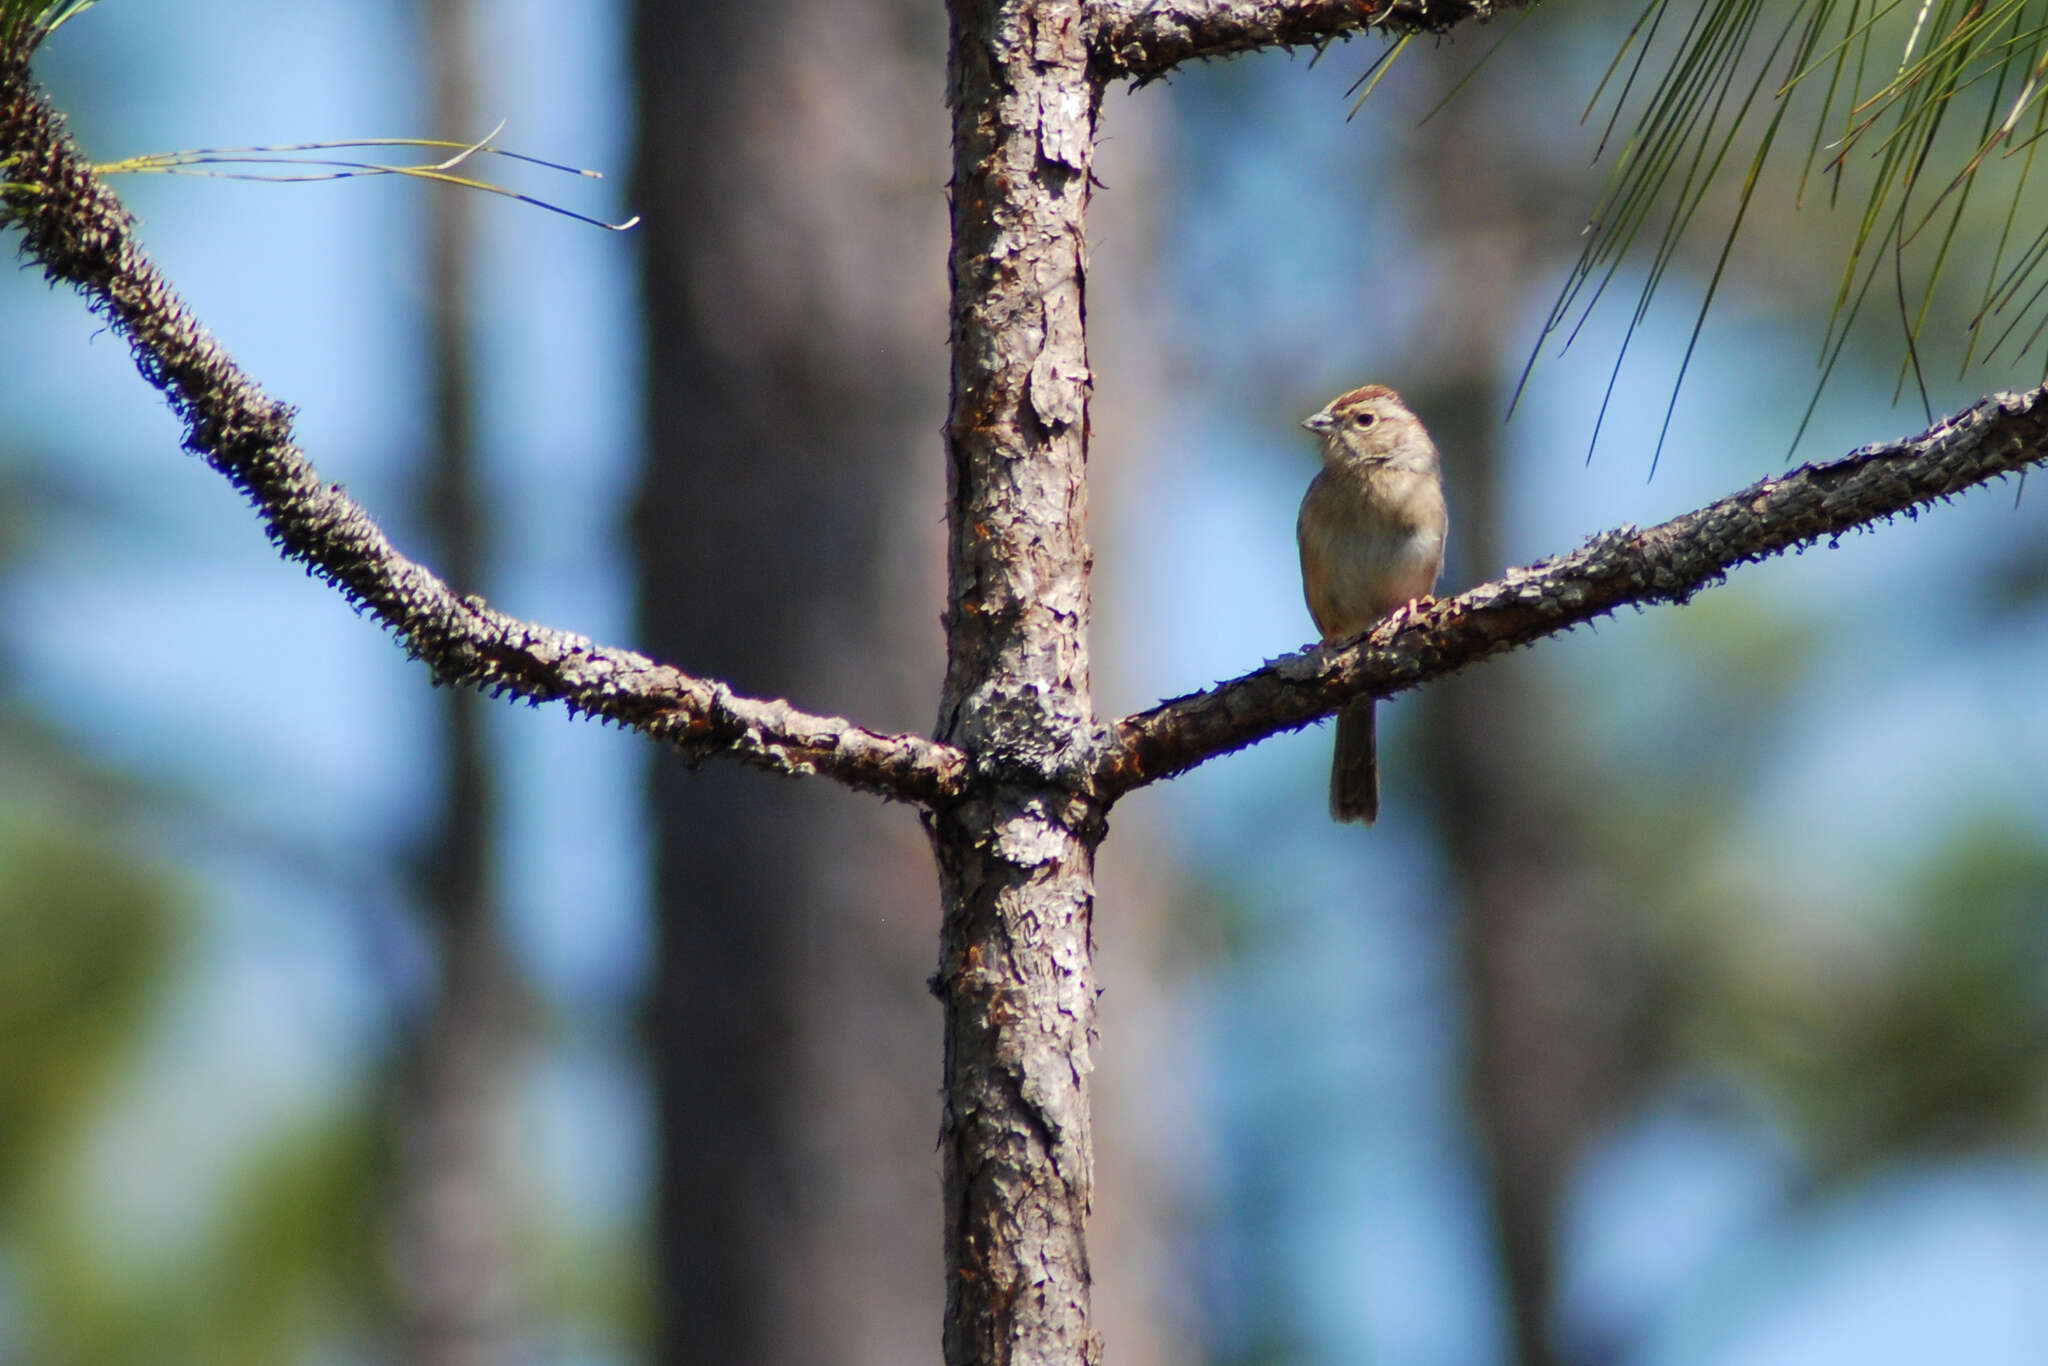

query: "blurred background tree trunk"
xmin=389 ymin=0 xmax=525 ymax=1362
xmin=631 ymin=4 xmax=958 ymax=1361
xmin=1408 ymin=73 xmax=1657 ymax=1366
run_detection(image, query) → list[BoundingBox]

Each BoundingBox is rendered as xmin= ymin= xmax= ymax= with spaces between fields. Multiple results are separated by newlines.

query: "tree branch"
xmin=1088 ymin=0 xmax=1526 ymax=84
xmin=1099 ymin=385 xmax=2048 ymax=799
xmin=0 ymin=57 xmax=966 ymax=806
xmin=14 ymin=36 xmax=2043 ymax=819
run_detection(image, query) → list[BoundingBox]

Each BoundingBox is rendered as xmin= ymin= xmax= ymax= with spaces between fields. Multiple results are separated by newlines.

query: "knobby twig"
xmin=1089 ymin=0 xmax=1527 ymax=84
xmin=1101 ymin=385 xmax=2048 ymax=796
xmin=0 ymin=57 xmax=964 ymax=805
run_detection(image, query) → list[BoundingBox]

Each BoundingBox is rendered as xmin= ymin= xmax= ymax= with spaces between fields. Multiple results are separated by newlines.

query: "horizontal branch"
xmin=15 ymin=51 xmax=2044 ymax=816
xmin=0 ymin=58 xmax=967 ymax=806
xmin=1099 ymin=386 xmax=2048 ymax=798
xmin=1089 ymin=0 xmax=1526 ymax=84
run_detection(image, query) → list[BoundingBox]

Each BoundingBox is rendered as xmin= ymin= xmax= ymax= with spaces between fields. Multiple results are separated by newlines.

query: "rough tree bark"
xmin=931 ymin=5 xmax=1106 ymax=1363
xmin=13 ymin=0 xmax=2048 ymax=1361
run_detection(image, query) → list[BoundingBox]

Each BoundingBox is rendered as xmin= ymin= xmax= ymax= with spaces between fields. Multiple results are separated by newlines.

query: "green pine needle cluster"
xmin=0 ymin=1 xmax=93 ymax=55
xmin=1533 ymin=0 xmax=2048 ymax=463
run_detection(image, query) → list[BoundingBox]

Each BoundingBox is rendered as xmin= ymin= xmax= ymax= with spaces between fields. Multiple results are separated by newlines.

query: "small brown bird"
xmin=1296 ymin=384 xmax=1448 ymax=824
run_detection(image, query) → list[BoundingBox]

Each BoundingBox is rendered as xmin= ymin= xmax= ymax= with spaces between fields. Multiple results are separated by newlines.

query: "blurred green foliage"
xmin=0 ymin=722 xmax=389 ymax=1364
xmin=1689 ymin=823 xmax=2048 ymax=1176
xmin=0 ymin=801 xmax=175 ymax=1197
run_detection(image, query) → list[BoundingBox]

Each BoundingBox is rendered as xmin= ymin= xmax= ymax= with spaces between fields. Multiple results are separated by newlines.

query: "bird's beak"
xmin=1302 ymin=409 xmax=1334 ymax=434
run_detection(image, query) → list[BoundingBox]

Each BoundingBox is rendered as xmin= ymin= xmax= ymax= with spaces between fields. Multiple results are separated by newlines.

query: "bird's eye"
xmin=1351 ymin=412 xmax=1376 ymax=427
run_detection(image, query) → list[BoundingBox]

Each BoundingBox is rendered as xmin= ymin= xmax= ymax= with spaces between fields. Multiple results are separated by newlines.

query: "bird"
xmin=1296 ymin=383 xmax=1448 ymax=824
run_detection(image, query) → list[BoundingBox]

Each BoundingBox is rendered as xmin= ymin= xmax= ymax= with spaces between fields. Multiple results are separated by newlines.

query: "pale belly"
xmin=1297 ymin=474 xmax=1446 ymax=640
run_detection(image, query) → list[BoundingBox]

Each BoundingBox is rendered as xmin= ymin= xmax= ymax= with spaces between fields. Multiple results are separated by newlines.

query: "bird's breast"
xmin=1296 ymin=468 xmax=1447 ymax=639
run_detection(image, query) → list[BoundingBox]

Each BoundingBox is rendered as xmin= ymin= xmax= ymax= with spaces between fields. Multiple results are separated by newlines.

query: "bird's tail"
xmin=1330 ymin=698 xmax=1378 ymax=825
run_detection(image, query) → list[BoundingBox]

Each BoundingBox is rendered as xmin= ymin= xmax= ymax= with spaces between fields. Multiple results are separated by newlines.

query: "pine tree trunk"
xmin=933 ymin=4 xmax=1105 ymax=1362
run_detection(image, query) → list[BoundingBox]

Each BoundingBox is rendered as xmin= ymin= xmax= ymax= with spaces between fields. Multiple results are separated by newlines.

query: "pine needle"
xmin=1524 ymin=0 xmax=2048 ymax=464
xmin=1345 ymin=33 xmax=1414 ymax=118
xmin=96 ymin=124 xmax=640 ymax=231
xmin=0 ymin=0 xmax=94 ymax=51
